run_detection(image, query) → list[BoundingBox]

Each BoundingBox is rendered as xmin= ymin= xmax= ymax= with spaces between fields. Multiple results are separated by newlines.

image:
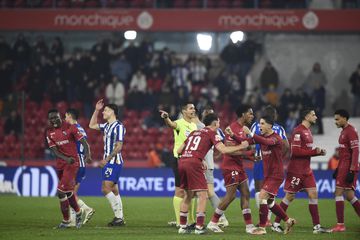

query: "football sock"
xmin=242 ymin=208 xmax=253 ymax=225
xmin=77 ymin=198 xmax=91 ymax=211
xmin=350 ymin=197 xmax=360 ymax=217
xmin=179 ymin=211 xmax=188 ymax=226
xmin=255 ymin=192 xmax=260 ymax=208
xmin=209 ymin=194 xmax=221 ymax=209
xmin=308 ymin=199 xmax=320 ymax=226
xmin=106 ymin=192 xmax=121 ymax=218
xmin=335 ymin=196 xmax=345 ymax=224
xmin=211 ymin=208 xmax=224 ymax=223
xmin=274 ymin=198 xmax=289 ymax=223
xmin=173 ymin=196 xmax=183 ymax=225
xmin=269 ymin=201 xmax=289 ymax=222
xmin=188 ymin=198 xmax=196 ymax=224
xmin=259 ymin=203 xmax=269 ymax=227
xmin=59 ymin=196 xmax=70 ymax=221
xmin=196 ymin=212 xmax=205 ymax=227
xmin=115 ymin=194 xmax=124 ymax=219
xmin=66 ymin=192 xmax=80 ymax=213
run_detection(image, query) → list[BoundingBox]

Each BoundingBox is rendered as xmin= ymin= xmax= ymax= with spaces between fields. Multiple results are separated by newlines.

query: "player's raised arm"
xmin=159 ymin=110 xmax=177 ymax=129
xmin=89 ymin=99 xmax=104 ymax=130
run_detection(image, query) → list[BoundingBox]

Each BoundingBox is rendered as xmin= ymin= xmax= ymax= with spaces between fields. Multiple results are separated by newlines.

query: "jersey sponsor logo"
xmin=13 ymin=166 xmax=58 ymax=197
xmin=262 ymin=150 xmax=272 ymax=155
xmin=56 ymin=140 xmax=70 ymax=145
xmin=338 ymin=144 xmax=346 ymax=148
xmin=294 ymin=134 xmax=301 ymax=141
xmin=215 ymin=135 xmax=222 ymax=142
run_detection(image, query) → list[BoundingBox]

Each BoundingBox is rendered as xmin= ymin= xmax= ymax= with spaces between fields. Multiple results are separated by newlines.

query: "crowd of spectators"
xmin=0 ymin=33 xmax=358 ymax=160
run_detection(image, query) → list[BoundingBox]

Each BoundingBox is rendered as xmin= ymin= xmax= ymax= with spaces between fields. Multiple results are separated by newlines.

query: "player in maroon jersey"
xmin=332 ymin=109 xmax=360 ymax=232
xmin=176 ymin=113 xmax=249 ymax=235
xmin=272 ymin=108 xmax=331 ymax=234
xmin=207 ymin=104 xmax=257 ymax=234
xmin=46 ymin=109 xmax=91 ymax=229
xmin=243 ymin=115 xmax=296 ymax=235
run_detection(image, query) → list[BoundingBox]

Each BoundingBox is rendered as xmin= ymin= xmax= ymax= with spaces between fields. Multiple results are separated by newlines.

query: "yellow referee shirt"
xmin=173 ymin=118 xmax=197 ymax=158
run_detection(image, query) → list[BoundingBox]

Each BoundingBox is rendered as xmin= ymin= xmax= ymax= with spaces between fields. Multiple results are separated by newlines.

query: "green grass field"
xmin=0 ymin=196 xmax=359 ymax=240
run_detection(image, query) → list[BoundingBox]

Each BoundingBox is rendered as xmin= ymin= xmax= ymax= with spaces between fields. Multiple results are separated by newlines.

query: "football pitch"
xmin=1 ymin=196 xmax=359 ymax=240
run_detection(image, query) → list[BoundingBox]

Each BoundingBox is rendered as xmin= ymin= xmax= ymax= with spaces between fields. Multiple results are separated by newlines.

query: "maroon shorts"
xmin=284 ymin=172 xmax=316 ymax=193
xmin=222 ymin=168 xmax=248 ymax=187
xmin=336 ymin=171 xmax=358 ymax=190
xmin=56 ymin=161 xmax=79 ymax=192
xmin=262 ymin=177 xmax=284 ymax=196
xmin=178 ymin=158 xmax=207 ymax=191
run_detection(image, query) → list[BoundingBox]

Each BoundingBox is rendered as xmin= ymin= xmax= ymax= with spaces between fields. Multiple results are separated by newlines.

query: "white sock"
xmin=115 ymin=194 xmax=124 ymax=219
xmin=268 ymin=210 xmax=272 ymax=221
xmin=77 ymin=198 xmax=91 ymax=210
xmin=105 ymin=192 xmax=121 ymax=218
xmin=255 ymin=192 xmax=260 ymax=208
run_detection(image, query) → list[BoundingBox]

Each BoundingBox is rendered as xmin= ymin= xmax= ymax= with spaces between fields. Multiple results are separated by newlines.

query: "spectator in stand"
xmin=328 ymin=148 xmax=340 ymax=170
xmin=105 ymin=75 xmax=125 ymax=117
xmin=0 ymin=36 xmax=12 ymax=64
xmin=147 ymin=70 xmax=163 ymax=94
xmin=12 ymin=33 xmax=31 ymax=78
xmin=147 ymin=143 xmax=165 ymax=168
xmin=294 ymin=88 xmax=313 ymax=112
xmin=33 ymin=35 xmax=48 ymax=63
xmin=303 ymin=62 xmax=327 ymax=96
xmin=49 ymin=37 xmax=64 ymax=59
xmin=285 ymin=111 xmax=298 ymax=136
xmin=349 ymin=64 xmax=360 ymax=116
xmin=279 ymin=88 xmax=296 ymax=118
xmin=110 ymin=53 xmax=132 ymax=87
xmin=313 ymin=81 xmax=326 ymax=134
xmin=129 ymin=69 xmax=147 ymax=93
xmin=4 ymin=110 xmax=22 ymax=137
xmin=189 ymin=58 xmax=207 ymax=86
xmin=260 ymin=61 xmax=279 ymax=92
xmin=220 ymin=40 xmax=239 ymax=69
xmin=264 ymin=85 xmax=279 ymax=107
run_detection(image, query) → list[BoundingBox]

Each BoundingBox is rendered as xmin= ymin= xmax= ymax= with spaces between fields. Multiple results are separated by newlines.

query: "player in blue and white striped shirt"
xmin=65 ymin=108 xmax=95 ymax=226
xmin=89 ymin=99 xmax=126 ymax=227
xmin=250 ymin=106 xmax=289 ymax=226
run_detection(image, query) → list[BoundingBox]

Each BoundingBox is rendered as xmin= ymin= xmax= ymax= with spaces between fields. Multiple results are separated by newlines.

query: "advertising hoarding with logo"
xmin=1 ymin=167 xmax=358 ymax=198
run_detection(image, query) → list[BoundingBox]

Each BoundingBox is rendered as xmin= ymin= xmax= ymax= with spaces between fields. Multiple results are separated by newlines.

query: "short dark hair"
xmin=66 ymin=108 xmax=79 ymax=120
xmin=263 ymin=105 xmax=276 ymax=119
xmin=261 ymin=115 xmax=274 ymax=126
xmin=48 ymin=109 xmax=59 ymax=116
xmin=235 ymin=104 xmax=251 ymax=118
xmin=105 ymin=104 xmax=119 ymax=118
xmin=300 ymin=108 xmax=314 ymax=121
xmin=203 ymin=113 xmax=219 ymax=126
xmin=181 ymin=102 xmax=193 ymax=111
xmin=334 ymin=109 xmax=350 ymax=120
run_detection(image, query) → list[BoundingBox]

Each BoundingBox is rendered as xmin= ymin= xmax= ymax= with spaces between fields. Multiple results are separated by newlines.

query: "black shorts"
xmin=170 ymin=156 xmax=180 ymax=187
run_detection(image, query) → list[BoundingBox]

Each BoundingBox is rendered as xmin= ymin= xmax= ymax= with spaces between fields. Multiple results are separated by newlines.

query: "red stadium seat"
xmin=41 ymin=0 xmax=54 ymax=8
xmin=85 ymin=0 xmax=100 ymax=8
xmin=187 ymin=0 xmax=202 ymax=8
xmin=56 ymin=0 xmax=71 ymax=8
xmin=173 ymin=0 xmax=186 ymax=8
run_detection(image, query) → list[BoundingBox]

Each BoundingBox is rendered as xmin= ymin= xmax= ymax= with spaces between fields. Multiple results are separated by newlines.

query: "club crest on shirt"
xmin=294 ymin=134 xmax=301 ymax=141
xmin=185 ymin=129 xmax=191 ymax=137
xmin=62 ymin=131 xmax=67 ymax=136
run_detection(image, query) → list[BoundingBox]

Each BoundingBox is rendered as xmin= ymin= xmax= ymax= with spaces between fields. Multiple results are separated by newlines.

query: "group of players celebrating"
xmin=160 ymin=103 xmax=359 ymax=235
xmin=45 ymin=98 xmax=359 ymax=234
xmin=46 ymin=100 xmax=126 ymax=228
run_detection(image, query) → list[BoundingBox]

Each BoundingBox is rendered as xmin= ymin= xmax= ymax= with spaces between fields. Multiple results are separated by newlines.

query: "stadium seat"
xmin=56 ymin=0 xmax=71 ymax=8
xmin=130 ymin=0 xmax=154 ymax=8
xmin=71 ymin=0 xmax=85 ymax=8
xmin=187 ymin=0 xmax=202 ymax=8
xmin=217 ymin=0 xmax=231 ymax=8
xmin=85 ymin=0 xmax=100 ymax=8
xmin=41 ymin=0 xmax=54 ymax=8
xmin=110 ymin=0 xmax=128 ymax=8
xmin=173 ymin=0 xmax=186 ymax=8
xmin=232 ymin=0 xmax=245 ymax=8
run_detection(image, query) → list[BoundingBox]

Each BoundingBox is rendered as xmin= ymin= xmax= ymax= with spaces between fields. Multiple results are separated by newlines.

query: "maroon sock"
xmin=275 ymin=201 xmax=288 ymax=223
xmin=309 ymin=204 xmax=320 ymax=226
xmin=242 ymin=208 xmax=252 ymax=225
xmin=196 ymin=212 xmax=205 ymax=227
xmin=350 ymin=198 xmax=360 ymax=217
xmin=60 ymin=198 xmax=70 ymax=221
xmin=67 ymin=192 xmax=80 ymax=213
xmin=270 ymin=203 xmax=289 ymax=222
xmin=335 ymin=199 xmax=344 ymax=224
xmin=259 ymin=204 xmax=268 ymax=227
xmin=180 ymin=211 xmax=187 ymax=226
xmin=211 ymin=208 xmax=223 ymax=223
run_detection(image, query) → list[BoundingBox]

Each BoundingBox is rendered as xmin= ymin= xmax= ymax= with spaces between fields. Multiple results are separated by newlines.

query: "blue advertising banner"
xmin=1 ymin=166 xmax=359 ymax=198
